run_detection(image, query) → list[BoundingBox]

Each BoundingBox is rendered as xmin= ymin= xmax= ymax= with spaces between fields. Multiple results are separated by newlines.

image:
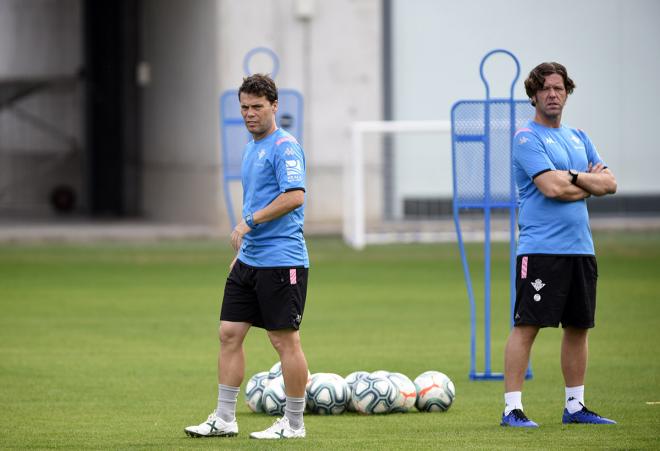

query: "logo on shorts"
xmin=294 ymin=314 xmax=302 ymax=325
xmin=531 ymin=278 xmax=545 ymax=291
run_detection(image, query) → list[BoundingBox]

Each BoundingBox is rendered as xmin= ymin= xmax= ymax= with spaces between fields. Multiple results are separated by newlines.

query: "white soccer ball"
xmin=387 ymin=372 xmax=417 ymax=413
xmin=306 ymin=373 xmax=350 ymax=415
xmin=352 ymin=372 xmax=398 ymax=414
xmin=414 ymin=371 xmax=455 ymax=412
xmin=245 ymin=371 xmax=269 ymax=413
xmin=262 ymin=375 xmax=287 ymax=416
xmin=345 ymin=371 xmax=369 ymax=412
xmin=268 ymin=361 xmax=282 ymax=380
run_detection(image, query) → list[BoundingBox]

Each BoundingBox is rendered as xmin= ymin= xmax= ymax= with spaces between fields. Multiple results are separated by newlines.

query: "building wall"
xmin=5 ymin=1 xmax=654 ymax=225
xmin=140 ymin=0 xmax=222 ymax=224
xmin=391 ymin=0 xmax=660 ymax=209
xmin=0 ymin=0 xmax=82 ymax=216
xmin=140 ymin=0 xmax=382 ymax=229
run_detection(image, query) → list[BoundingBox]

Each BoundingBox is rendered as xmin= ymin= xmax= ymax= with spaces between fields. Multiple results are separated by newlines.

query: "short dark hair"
xmin=524 ymin=62 xmax=576 ymax=106
xmin=238 ymin=74 xmax=278 ymax=104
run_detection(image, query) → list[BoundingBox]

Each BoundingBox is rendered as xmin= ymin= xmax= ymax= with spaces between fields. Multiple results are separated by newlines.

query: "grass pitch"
xmin=1 ymin=232 xmax=659 ymax=449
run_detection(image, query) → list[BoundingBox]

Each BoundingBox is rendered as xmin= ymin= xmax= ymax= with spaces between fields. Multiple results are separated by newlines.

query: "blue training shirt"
xmin=238 ymin=128 xmax=309 ymax=268
xmin=513 ymin=120 xmax=605 ymax=256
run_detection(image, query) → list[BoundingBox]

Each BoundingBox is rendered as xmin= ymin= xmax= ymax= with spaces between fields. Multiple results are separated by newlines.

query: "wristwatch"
xmin=244 ymin=213 xmax=257 ymax=229
xmin=568 ymin=169 xmax=579 ymax=185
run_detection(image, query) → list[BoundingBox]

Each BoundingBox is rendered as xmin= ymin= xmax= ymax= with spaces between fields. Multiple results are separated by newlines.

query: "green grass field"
xmin=1 ymin=231 xmax=659 ymax=449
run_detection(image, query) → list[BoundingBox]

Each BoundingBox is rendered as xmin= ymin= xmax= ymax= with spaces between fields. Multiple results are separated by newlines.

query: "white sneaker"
xmin=184 ymin=412 xmax=238 ymax=437
xmin=249 ymin=417 xmax=306 ymax=439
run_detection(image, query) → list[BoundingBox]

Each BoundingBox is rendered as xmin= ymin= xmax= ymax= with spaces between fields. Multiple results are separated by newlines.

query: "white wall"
xmin=391 ymin=0 xmax=660 ymax=208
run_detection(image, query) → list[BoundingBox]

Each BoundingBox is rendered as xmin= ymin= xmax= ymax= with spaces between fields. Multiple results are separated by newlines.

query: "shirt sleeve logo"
xmin=285 ymin=159 xmax=303 ymax=181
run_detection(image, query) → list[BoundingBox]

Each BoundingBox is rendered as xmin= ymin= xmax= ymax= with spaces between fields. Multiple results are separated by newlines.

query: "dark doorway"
xmin=83 ymin=0 xmax=140 ymax=216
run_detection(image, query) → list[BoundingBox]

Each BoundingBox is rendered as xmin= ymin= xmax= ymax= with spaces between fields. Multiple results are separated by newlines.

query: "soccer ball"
xmin=268 ymin=361 xmax=282 ymax=380
xmin=414 ymin=371 xmax=455 ymax=412
xmin=345 ymin=371 xmax=369 ymax=412
xmin=306 ymin=373 xmax=350 ymax=415
xmin=262 ymin=375 xmax=287 ymax=416
xmin=387 ymin=372 xmax=417 ymax=413
xmin=245 ymin=371 xmax=269 ymax=413
xmin=352 ymin=372 xmax=398 ymax=414
xmin=370 ymin=370 xmax=391 ymax=378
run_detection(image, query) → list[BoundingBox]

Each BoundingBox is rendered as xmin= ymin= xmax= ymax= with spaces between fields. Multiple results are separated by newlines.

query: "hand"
xmin=230 ymin=219 xmax=251 ymax=251
xmin=588 ymin=162 xmax=605 ymax=173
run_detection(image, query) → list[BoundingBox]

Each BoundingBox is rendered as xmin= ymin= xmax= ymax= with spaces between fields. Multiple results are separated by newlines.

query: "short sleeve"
xmin=577 ymin=129 xmax=606 ymax=168
xmin=513 ymin=129 xmax=555 ymax=180
xmin=273 ymin=141 xmax=306 ymax=192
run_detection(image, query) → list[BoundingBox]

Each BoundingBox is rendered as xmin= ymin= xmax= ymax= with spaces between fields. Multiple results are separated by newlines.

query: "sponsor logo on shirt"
xmin=258 ymin=149 xmax=266 ymax=159
xmin=284 ymin=147 xmax=296 ymax=156
xmin=276 ymin=136 xmax=298 ymax=146
xmin=518 ymin=136 xmax=529 ymax=145
xmin=286 ymin=159 xmax=303 ymax=181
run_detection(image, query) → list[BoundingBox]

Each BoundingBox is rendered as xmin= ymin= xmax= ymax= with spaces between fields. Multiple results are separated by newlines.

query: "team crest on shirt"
xmin=531 ymin=279 xmax=545 ymax=291
xmin=571 ymin=135 xmax=585 ymax=149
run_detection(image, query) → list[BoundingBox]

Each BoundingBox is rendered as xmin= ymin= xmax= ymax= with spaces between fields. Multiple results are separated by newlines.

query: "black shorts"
xmin=220 ymin=259 xmax=308 ymax=331
xmin=513 ymin=255 xmax=597 ymax=328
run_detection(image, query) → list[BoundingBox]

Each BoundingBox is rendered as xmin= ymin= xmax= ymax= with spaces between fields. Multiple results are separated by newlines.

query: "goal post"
xmin=343 ymin=120 xmax=452 ymax=250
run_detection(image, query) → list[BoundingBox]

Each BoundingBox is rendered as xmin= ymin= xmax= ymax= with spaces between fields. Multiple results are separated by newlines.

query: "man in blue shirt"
xmin=185 ymin=74 xmax=309 ymax=439
xmin=501 ymin=63 xmax=618 ymax=427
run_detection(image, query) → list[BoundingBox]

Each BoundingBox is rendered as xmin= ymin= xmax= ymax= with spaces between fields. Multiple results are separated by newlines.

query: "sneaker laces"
xmin=510 ymin=409 xmax=531 ymax=422
xmin=577 ymin=403 xmax=601 ymax=417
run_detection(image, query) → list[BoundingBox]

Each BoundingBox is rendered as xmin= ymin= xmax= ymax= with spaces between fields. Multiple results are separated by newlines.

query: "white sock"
xmin=504 ymin=391 xmax=523 ymax=415
xmin=216 ymin=384 xmax=240 ymax=422
xmin=284 ymin=396 xmax=305 ymax=430
xmin=565 ymin=385 xmax=585 ymax=414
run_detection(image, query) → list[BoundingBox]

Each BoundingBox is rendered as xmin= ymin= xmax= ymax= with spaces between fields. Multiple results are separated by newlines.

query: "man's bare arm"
xmin=574 ymin=164 xmax=617 ymax=196
xmin=230 ymin=190 xmax=305 ymax=251
xmin=533 ymin=170 xmax=591 ymax=201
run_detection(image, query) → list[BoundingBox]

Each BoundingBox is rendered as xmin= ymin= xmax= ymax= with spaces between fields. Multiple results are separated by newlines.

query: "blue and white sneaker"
xmin=562 ymin=403 xmax=616 ymax=424
xmin=501 ymin=409 xmax=539 ymax=428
